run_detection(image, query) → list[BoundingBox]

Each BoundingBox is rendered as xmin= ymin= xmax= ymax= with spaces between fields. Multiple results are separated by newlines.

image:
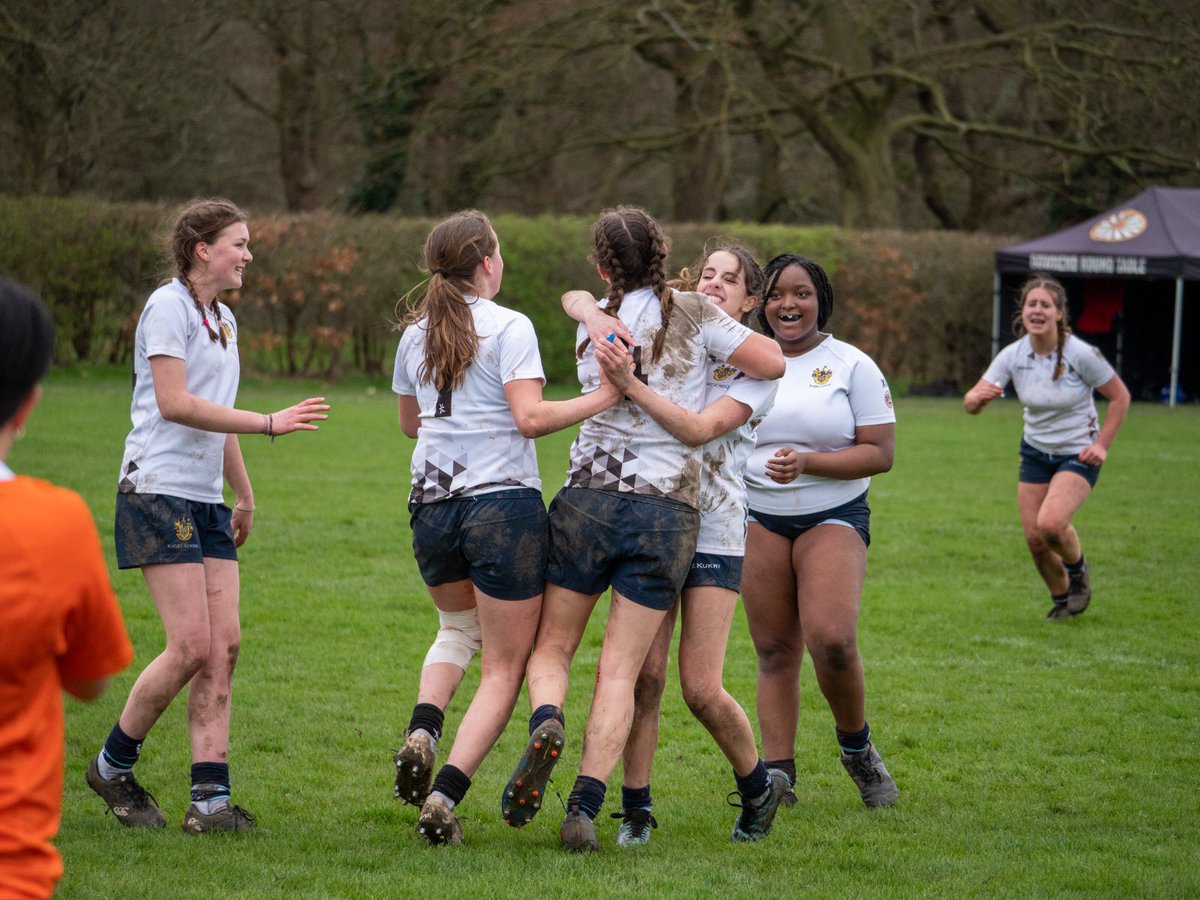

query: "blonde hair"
xmin=397 ymin=210 xmax=496 ymax=394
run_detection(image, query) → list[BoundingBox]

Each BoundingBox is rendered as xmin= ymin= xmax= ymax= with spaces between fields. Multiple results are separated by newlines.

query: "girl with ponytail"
xmin=391 ymin=210 xmax=620 ymax=846
xmin=500 ymin=207 xmax=785 ymax=852
xmin=965 ymin=274 xmax=1130 ymax=620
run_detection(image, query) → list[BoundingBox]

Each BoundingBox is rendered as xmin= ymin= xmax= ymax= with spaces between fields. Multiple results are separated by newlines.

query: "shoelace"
xmin=114 ymin=774 xmax=161 ymax=811
xmin=610 ymin=808 xmax=657 ymax=833
xmin=845 ymin=752 xmax=882 ymax=782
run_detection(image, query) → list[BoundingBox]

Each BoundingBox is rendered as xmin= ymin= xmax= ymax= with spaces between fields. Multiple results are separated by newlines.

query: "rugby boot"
xmin=86 ymin=756 xmax=166 ymax=829
xmin=729 ymin=768 xmax=788 ymax=843
xmin=840 ymin=741 xmax=899 ymax=808
xmin=417 ymin=794 xmax=463 ymax=846
xmin=501 ymin=719 xmax=563 ymax=827
xmin=394 ymin=730 xmax=435 ymax=806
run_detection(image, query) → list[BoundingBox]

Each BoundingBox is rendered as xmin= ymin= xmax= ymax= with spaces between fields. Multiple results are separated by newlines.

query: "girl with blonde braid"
xmin=500 ymin=207 xmax=785 ymax=852
xmin=88 ymin=198 xmax=329 ymax=833
xmin=965 ymin=274 xmax=1129 ymax=620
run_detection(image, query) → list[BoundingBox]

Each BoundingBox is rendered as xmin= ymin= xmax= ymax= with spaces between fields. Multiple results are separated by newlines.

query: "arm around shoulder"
xmin=728 ymin=333 xmax=785 ymax=381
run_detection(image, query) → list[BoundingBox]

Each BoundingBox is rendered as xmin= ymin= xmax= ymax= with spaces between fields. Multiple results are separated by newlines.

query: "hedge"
xmin=0 ymin=196 xmax=1003 ymax=389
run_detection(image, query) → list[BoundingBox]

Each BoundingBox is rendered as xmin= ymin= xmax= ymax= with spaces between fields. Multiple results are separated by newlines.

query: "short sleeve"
xmin=141 ymin=291 xmax=192 ymax=360
xmin=576 ymin=323 xmax=601 ymax=394
xmin=699 ymin=303 xmax=752 ymax=363
xmin=56 ymin=494 xmax=133 ymax=682
xmin=982 ymin=342 xmax=1017 ymax=387
xmin=1072 ymin=338 xmax=1116 ymax=388
xmin=498 ymin=315 xmax=546 ymax=385
xmin=848 ymin=354 xmax=896 ymax=426
xmin=725 ymin=375 xmax=778 ymax=420
xmin=392 ymin=328 xmax=418 ymax=395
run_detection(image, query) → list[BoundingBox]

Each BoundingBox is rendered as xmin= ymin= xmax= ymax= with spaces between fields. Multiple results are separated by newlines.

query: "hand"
xmin=231 ymin=505 xmax=254 ymax=547
xmin=272 ymin=397 xmax=330 ymax=435
xmin=765 ymin=447 xmax=804 ymax=484
xmin=583 ymin=305 xmax=635 ymax=351
xmin=965 ymin=381 xmax=1003 ymax=408
xmin=594 ymin=336 xmax=634 ymax=392
xmin=1078 ymin=443 xmax=1107 ymax=466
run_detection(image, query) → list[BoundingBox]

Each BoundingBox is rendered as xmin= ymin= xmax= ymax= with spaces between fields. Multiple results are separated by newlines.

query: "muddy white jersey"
xmin=565 ymin=288 xmax=752 ymax=507
xmin=983 ymin=334 xmax=1115 ymax=455
xmin=393 ymin=295 xmax=545 ymax=503
xmin=118 ymin=279 xmax=240 ymax=503
xmin=695 ymin=362 xmax=778 ymax=555
xmin=746 ymin=336 xmax=894 ymax=515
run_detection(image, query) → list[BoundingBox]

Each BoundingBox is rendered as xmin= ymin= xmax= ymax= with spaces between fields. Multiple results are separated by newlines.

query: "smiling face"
xmin=1021 ymin=286 xmax=1063 ymax=341
xmin=199 ymin=223 xmax=252 ymax=293
xmin=764 ymin=263 xmax=822 ymax=354
xmin=696 ymin=250 xmax=757 ymax=322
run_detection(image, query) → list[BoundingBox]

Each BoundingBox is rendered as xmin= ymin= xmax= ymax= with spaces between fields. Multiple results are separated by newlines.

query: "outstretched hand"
xmin=272 ymin=397 xmax=331 ymax=435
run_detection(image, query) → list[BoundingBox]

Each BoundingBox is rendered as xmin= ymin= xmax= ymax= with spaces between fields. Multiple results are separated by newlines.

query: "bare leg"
xmin=677 ymin=586 xmax=759 ymax=776
xmin=444 ymin=589 xmax=542 ymax=776
xmin=792 ymin=525 xmax=866 ymax=733
xmin=1018 ymin=482 xmax=1068 ymax=594
xmin=118 ymin=563 xmax=211 ymax=739
xmin=741 ymin=523 xmax=802 ymax=762
xmin=577 ymin=592 xmax=669 ymax=783
xmin=1036 ymin=472 xmax=1093 ymax=567
xmin=620 ymin=604 xmax=677 ymax=789
xmin=186 ymin=557 xmax=240 ymax=764
xmin=525 ymin=582 xmax=601 ymax=712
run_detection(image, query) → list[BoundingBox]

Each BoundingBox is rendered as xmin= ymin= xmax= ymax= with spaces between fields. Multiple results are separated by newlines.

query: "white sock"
xmin=191 ymin=796 xmax=231 ymax=814
xmin=431 ymin=789 xmax=456 ymax=810
xmin=96 ymin=753 xmax=129 ymax=781
xmin=412 ymin=728 xmax=438 ymax=754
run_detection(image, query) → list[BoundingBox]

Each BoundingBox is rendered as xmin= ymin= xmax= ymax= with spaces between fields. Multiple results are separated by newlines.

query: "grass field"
xmin=12 ymin=372 xmax=1200 ymax=898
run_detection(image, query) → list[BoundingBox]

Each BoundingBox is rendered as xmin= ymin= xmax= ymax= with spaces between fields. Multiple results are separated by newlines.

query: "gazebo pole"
xmin=1170 ymin=277 xmax=1183 ymax=408
xmin=992 ymin=273 xmax=1002 ymax=360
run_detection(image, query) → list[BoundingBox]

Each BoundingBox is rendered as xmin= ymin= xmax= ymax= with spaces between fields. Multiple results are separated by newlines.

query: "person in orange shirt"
xmin=0 ymin=279 xmax=134 ymax=899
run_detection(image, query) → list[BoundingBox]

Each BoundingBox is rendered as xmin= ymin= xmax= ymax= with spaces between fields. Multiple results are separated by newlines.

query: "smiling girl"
xmin=87 ymin=198 xmax=329 ymax=833
xmin=741 ymin=253 xmax=899 ymax=810
xmin=964 ymin=275 xmax=1129 ymax=620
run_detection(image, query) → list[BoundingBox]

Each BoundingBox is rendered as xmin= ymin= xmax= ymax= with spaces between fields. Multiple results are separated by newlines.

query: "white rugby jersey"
xmin=565 ymin=288 xmax=752 ymax=507
xmin=393 ymin=295 xmax=545 ymax=503
xmin=983 ymin=334 xmax=1115 ymax=455
xmin=745 ymin=336 xmax=895 ymax=515
xmin=118 ymin=279 xmax=240 ymax=503
xmin=695 ymin=362 xmax=777 ymax=555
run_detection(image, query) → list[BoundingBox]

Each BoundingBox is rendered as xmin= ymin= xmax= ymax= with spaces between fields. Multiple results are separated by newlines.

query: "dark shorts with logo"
xmin=748 ymin=490 xmax=872 ymax=548
xmin=682 ymin=552 xmax=743 ymax=592
xmin=114 ymin=492 xmax=237 ymax=569
xmin=545 ymin=487 xmax=700 ymax=611
xmin=1018 ymin=439 xmax=1101 ymax=487
xmin=409 ymin=488 xmax=548 ymax=601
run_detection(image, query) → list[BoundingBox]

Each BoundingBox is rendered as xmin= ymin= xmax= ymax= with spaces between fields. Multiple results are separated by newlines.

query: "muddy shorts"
xmin=748 ymin=490 xmax=872 ymax=548
xmin=409 ymin=488 xmax=548 ymax=601
xmin=682 ymin=552 xmax=743 ymax=592
xmin=545 ymin=487 xmax=699 ymax=611
xmin=114 ymin=492 xmax=237 ymax=569
xmin=1018 ymin=439 xmax=1100 ymax=487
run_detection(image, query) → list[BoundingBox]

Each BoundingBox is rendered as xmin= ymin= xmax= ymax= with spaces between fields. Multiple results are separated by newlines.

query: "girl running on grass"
xmin=964 ymin=274 xmax=1129 ymax=620
xmin=391 ymin=210 xmax=621 ymax=846
xmin=500 ymin=208 xmax=785 ymax=852
xmin=741 ymin=253 xmax=899 ymax=810
xmin=566 ymin=241 xmax=788 ymax=846
xmin=88 ymin=198 xmax=329 ymax=833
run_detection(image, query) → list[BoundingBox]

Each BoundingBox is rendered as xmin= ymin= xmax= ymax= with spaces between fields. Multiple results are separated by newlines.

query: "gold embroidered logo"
xmin=174 ymin=516 xmax=194 ymax=542
xmin=812 ymin=366 xmax=833 ymax=386
xmin=712 ymin=364 xmax=737 ymax=382
xmin=221 ymin=321 xmax=235 ymax=342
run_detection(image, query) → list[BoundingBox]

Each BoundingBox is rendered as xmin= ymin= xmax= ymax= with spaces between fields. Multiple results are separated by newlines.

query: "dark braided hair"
xmin=164 ymin=198 xmax=249 ymax=349
xmin=578 ymin=206 xmax=674 ymax=361
xmin=757 ymin=253 xmax=835 ymax=336
xmin=1013 ymin=274 xmax=1071 ymax=381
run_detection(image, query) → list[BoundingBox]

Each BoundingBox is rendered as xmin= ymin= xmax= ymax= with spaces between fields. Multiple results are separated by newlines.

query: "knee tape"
xmin=423 ymin=607 xmax=482 ymax=670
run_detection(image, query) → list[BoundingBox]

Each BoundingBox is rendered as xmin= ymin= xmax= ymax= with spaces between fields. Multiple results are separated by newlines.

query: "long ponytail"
xmin=397 ymin=210 xmax=496 ymax=394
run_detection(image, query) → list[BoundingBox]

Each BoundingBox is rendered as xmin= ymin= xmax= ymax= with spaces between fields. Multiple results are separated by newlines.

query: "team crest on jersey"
xmin=712 ymin=364 xmax=737 ymax=382
xmin=221 ymin=321 xmax=235 ymax=343
xmin=811 ymin=366 xmax=833 ymax=386
xmin=173 ymin=516 xmax=194 ymax=542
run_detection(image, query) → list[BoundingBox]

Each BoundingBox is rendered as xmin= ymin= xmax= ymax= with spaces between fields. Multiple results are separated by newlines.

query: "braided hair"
xmin=165 ymin=198 xmax=248 ymax=349
xmin=396 ymin=209 xmax=496 ymax=394
xmin=1014 ymin=274 xmax=1071 ymax=381
xmin=579 ymin=206 xmax=674 ymax=361
xmin=757 ymin=253 xmax=835 ymax=336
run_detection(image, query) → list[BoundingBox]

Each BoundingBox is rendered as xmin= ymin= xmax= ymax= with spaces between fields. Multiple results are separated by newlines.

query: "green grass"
xmin=12 ymin=375 xmax=1200 ymax=898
